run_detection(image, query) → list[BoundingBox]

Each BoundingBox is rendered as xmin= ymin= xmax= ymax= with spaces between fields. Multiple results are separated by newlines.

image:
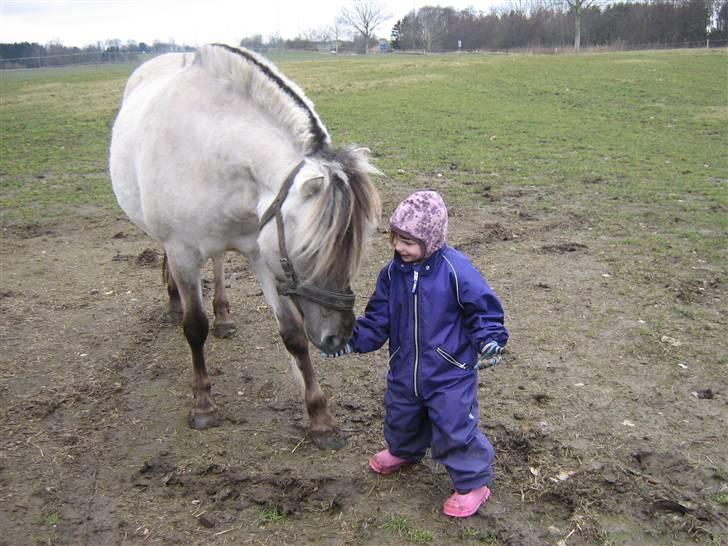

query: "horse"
xmin=109 ymin=44 xmax=381 ymax=449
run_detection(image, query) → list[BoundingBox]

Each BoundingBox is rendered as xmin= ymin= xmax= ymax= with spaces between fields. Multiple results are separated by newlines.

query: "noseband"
xmin=258 ymin=160 xmax=356 ymax=312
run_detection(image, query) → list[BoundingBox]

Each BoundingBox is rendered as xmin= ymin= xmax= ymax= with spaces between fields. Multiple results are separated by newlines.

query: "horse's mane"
xmin=196 ymin=44 xmax=380 ymax=286
xmin=196 ymin=44 xmax=330 ymax=154
xmin=293 ymin=147 xmax=382 ymax=285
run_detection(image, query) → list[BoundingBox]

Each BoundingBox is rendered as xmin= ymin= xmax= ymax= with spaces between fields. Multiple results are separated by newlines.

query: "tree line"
xmin=1 ymin=0 xmax=726 ymax=69
xmin=392 ymin=0 xmax=727 ymax=52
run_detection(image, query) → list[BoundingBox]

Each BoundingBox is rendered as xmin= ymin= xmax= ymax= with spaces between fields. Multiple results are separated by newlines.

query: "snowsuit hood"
xmin=389 ymin=190 xmax=448 ymax=259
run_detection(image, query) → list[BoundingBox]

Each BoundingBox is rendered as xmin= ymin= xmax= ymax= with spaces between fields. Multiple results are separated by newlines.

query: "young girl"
xmin=327 ymin=190 xmax=508 ymax=518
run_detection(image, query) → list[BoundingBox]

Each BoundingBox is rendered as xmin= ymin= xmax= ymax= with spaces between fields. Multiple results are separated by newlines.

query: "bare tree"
xmin=419 ymin=6 xmax=450 ymax=51
xmin=399 ymin=10 xmax=421 ymax=50
xmin=562 ymin=0 xmax=600 ymax=51
xmin=301 ymin=27 xmax=328 ymax=42
xmin=508 ymin=0 xmax=532 ymax=16
xmin=329 ymin=18 xmax=347 ymax=52
xmin=339 ymin=0 xmax=390 ymax=54
xmin=716 ymin=0 xmax=728 ymax=35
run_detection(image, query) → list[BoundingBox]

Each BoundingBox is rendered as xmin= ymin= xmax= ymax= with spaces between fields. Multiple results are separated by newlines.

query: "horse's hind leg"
xmin=211 ymin=254 xmax=236 ymax=338
xmin=165 ymin=248 xmax=220 ymax=429
xmin=162 ymin=252 xmax=183 ymax=323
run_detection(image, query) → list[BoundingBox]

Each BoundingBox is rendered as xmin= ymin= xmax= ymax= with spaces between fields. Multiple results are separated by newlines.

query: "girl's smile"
xmin=393 ymin=232 xmax=424 ymax=263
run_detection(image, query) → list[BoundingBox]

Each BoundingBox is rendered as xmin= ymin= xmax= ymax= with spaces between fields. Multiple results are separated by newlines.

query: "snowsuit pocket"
xmin=436 ymin=346 xmax=470 ymax=370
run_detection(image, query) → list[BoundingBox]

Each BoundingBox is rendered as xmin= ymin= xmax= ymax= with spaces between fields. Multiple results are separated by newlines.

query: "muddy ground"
xmin=1 ymin=178 xmax=726 ymax=545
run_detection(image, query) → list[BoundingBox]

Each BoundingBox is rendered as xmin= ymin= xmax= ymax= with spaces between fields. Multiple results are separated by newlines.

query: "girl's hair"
xmin=389 ymin=228 xmax=427 ymax=258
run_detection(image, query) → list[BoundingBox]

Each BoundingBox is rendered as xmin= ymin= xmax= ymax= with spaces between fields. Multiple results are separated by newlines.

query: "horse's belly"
xmin=109 ymin=124 xmax=150 ymax=234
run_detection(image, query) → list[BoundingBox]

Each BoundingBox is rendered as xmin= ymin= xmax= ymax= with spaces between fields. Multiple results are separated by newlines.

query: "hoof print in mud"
xmin=308 ymin=430 xmax=347 ymax=450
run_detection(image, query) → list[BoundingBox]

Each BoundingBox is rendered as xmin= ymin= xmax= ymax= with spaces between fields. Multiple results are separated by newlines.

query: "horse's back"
xmin=110 ymin=53 xmax=195 ymax=235
xmin=123 ymin=52 xmax=194 ymax=99
xmin=110 ymin=51 xmax=260 ymax=251
xmin=109 ymin=45 xmax=322 ymax=260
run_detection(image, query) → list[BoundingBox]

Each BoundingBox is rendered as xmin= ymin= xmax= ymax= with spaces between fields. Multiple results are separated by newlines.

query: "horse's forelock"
xmin=292 ymin=148 xmax=381 ymax=286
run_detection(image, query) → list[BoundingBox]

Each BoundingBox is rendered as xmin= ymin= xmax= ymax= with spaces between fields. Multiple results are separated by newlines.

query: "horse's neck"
xmin=253 ymin=152 xmax=306 ymax=217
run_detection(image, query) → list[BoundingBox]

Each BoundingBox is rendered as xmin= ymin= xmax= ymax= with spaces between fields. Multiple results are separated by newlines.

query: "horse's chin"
xmin=302 ymin=323 xmax=318 ymax=349
xmin=303 ymin=322 xmax=351 ymax=354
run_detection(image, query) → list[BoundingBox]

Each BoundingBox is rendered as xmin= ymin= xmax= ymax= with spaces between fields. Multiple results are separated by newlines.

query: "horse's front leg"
xmin=166 ymin=248 xmax=220 ymax=429
xmin=254 ymin=257 xmax=346 ymax=449
xmin=211 ymin=254 xmax=236 ymax=338
xmin=277 ymin=303 xmax=346 ymax=450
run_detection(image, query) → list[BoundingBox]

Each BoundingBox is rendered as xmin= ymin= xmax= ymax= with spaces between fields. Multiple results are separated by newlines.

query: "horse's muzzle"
xmin=319 ymin=334 xmax=350 ymax=354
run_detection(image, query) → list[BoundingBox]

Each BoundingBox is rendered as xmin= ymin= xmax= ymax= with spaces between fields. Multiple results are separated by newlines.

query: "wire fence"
xmin=1 ymin=38 xmax=726 ymax=70
xmin=0 ymin=50 xmax=150 ymax=70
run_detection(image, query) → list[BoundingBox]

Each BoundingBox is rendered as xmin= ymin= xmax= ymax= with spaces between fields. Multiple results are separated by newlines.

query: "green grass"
xmin=1 ymin=62 xmax=134 ymax=221
xmin=461 ymin=526 xmax=499 ymax=544
xmin=381 ymin=514 xmax=433 ymax=543
xmin=256 ymin=506 xmax=286 ymax=525
xmin=710 ymin=492 xmax=728 ymax=505
xmin=1 ymin=50 xmax=726 ymax=272
xmin=279 ymin=50 xmax=727 ymax=270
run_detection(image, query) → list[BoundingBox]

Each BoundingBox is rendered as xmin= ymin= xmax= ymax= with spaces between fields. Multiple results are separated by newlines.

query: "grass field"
xmin=1 ymin=49 xmax=727 ymax=544
xmin=3 ymin=49 xmax=726 ymax=255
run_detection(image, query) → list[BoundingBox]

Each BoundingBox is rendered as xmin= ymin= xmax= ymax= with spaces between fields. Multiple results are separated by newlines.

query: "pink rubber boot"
xmin=443 ymin=485 xmax=491 ymax=517
xmin=368 ymin=449 xmax=413 ymax=475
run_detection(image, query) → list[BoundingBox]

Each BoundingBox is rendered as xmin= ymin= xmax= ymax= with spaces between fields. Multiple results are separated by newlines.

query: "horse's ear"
xmin=351 ymin=147 xmax=371 ymax=161
xmin=301 ymin=175 xmax=325 ymax=198
xmin=351 ymin=147 xmax=383 ymax=176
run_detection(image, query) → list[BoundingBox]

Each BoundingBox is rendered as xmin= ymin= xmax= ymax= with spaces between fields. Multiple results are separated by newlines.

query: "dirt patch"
xmin=2 ymin=222 xmax=57 ymax=239
xmin=1 ymin=182 xmax=727 ymax=545
xmin=540 ymin=242 xmax=589 ymax=254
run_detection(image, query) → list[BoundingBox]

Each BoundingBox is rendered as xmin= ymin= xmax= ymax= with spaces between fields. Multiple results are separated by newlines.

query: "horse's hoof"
xmin=212 ymin=321 xmax=236 ymax=339
xmin=188 ymin=409 xmax=221 ymax=429
xmin=308 ymin=429 xmax=347 ymax=450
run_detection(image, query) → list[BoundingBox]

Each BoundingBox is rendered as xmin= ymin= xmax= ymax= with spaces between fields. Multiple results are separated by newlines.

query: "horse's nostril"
xmin=322 ymin=335 xmax=342 ymax=352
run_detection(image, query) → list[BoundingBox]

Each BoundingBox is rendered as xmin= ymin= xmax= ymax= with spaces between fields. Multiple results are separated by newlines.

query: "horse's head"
xmin=258 ymin=147 xmax=381 ymax=353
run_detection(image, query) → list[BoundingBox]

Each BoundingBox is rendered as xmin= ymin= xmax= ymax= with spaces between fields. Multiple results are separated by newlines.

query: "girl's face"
xmin=392 ymin=232 xmax=424 ymax=263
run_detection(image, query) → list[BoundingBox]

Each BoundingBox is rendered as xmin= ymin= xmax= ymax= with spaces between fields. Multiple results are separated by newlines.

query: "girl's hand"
xmin=478 ymin=341 xmax=503 ymax=369
xmin=321 ymin=343 xmax=353 ymax=358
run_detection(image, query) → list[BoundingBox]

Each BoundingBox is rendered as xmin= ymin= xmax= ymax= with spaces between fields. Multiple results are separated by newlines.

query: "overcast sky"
xmin=0 ymin=0 xmax=505 ymax=47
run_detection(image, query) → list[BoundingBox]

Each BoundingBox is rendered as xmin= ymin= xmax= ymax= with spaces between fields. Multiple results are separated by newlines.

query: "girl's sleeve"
xmin=350 ymin=265 xmax=391 ymax=354
xmin=457 ymin=260 xmax=509 ymax=349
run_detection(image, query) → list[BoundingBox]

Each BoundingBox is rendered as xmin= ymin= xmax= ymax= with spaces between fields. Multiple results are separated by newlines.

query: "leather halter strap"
xmin=258 ymin=160 xmax=355 ymax=312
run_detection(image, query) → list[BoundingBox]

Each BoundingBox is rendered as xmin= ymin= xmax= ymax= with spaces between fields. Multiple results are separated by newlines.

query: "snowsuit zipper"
xmin=412 ymin=270 xmax=420 ymax=398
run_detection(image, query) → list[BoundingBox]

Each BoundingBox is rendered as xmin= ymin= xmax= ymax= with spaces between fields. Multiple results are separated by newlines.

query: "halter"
xmin=258 ymin=160 xmax=356 ymax=312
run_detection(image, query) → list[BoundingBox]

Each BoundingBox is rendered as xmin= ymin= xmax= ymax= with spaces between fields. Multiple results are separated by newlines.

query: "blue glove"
xmin=321 ymin=343 xmax=353 ymax=358
xmin=478 ymin=341 xmax=504 ymax=369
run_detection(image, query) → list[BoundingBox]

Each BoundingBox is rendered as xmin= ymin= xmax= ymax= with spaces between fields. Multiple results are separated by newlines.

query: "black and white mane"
xmin=197 ymin=43 xmax=330 ymax=154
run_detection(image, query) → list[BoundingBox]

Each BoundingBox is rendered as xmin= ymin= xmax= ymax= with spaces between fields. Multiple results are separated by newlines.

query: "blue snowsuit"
xmin=350 ymin=244 xmax=508 ymax=491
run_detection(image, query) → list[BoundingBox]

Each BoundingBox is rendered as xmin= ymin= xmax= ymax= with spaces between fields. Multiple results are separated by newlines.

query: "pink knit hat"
xmin=389 ymin=190 xmax=448 ymax=259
